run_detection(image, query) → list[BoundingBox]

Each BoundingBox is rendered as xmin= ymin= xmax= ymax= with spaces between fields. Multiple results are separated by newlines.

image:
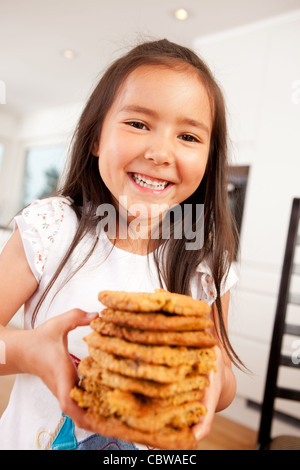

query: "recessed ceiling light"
xmin=62 ymin=49 xmax=76 ymax=59
xmin=174 ymin=8 xmax=189 ymax=21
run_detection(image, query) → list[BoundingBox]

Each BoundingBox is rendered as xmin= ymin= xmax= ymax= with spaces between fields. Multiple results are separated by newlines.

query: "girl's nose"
xmin=144 ymin=141 xmax=173 ymax=166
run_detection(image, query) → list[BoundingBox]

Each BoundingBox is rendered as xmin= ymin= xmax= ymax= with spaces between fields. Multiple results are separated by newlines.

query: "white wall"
xmin=194 ymin=10 xmax=300 ymax=432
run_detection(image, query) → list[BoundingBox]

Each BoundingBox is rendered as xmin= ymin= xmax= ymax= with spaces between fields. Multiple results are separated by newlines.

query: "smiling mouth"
xmin=130 ymin=172 xmax=170 ymax=191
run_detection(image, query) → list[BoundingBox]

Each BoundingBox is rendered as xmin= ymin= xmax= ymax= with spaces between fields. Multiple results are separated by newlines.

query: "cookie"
xmin=70 ymin=386 xmax=110 ymax=417
xmin=78 ymin=356 xmax=101 ymax=381
xmin=91 ymin=317 xmax=217 ymax=348
xmin=82 ymin=377 xmax=205 ymax=408
xmin=105 ymin=389 xmax=206 ymax=431
xmin=71 ymin=387 xmax=205 ymax=433
xmin=148 ymin=389 xmax=205 ymax=407
xmin=102 ymin=388 xmax=204 ymax=424
xmin=85 ymin=331 xmax=216 ymax=367
xmin=83 ymin=411 xmax=198 ymax=450
xmin=78 ymin=357 xmax=209 ymax=398
xmin=98 ymin=289 xmax=211 ymax=316
xmin=78 ymin=357 xmax=211 ymax=399
xmin=97 ymin=368 xmax=209 ymax=398
xmin=88 ymin=347 xmax=215 ymax=383
xmin=88 ymin=347 xmax=193 ymax=383
xmin=71 ymin=288 xmax=216 ymax=449
xmin=100 ymin=308 xmax=214 ymax=331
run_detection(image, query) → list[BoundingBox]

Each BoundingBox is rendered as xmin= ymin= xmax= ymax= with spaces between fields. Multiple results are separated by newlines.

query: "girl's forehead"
xmin=111 ymin=64 xmax=213 ymax=128
xmin=121 ymin=63 xmax=206 ymax=93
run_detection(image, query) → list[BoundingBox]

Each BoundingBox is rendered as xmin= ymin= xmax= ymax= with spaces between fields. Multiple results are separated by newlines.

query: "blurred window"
xmin=21 ymin=144 xmax=65 ymax=207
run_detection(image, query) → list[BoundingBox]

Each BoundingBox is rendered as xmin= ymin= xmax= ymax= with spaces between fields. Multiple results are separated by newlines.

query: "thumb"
xmin=47 ymin=309 xmax=98 ymax=338
xmin=192 ymin=403 xmax=215 ymax=441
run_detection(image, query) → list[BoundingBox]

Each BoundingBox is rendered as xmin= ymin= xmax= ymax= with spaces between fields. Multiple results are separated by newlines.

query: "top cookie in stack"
xmin=71 ymin=289 xmax=217 ymax=450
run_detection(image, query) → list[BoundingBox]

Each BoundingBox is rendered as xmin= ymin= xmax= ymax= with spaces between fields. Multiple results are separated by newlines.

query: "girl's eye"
xmin=179 ymin=134 xmax=200 ymax=143
xmin=126 ymin=121 xmax=148 ymax=130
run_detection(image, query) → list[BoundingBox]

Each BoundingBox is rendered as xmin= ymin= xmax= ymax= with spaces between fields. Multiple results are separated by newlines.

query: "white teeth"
xmin=132 ymin=173 xmax=168 ymax=190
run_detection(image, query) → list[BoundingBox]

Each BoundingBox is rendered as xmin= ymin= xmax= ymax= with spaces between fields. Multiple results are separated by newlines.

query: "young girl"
xmin=0 ymin=39 xmax=240 ymax=450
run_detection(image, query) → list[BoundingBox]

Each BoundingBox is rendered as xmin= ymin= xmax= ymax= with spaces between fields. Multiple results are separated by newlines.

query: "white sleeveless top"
xmin=0 ymin=197 xmax=238 ymax=450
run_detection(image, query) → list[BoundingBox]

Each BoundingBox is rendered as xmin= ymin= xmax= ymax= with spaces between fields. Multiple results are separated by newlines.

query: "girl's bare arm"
xmin=0 ymin=229 xmax=38 ymax=374
xmin=211 ymin=290 xmax=237 ymax=412
xmin=0 ymin=229 xmax=38 ymax=327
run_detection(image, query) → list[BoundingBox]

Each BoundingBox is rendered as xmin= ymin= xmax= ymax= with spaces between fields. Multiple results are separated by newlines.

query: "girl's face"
xmin=94 ymin=64 xmax=212 ymax=224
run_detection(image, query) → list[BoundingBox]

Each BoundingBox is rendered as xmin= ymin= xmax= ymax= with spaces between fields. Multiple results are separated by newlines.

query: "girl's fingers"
xmin=192 ymin=405 xmax=215 ymax=441
xmin=191 ymin=360 xmax=223 ymax=441
xmin=35 ymin=309 xmax=98 ymax=401
xmin=63 ymin=397 xmax=94 ymax=431
xmin=46 ymin=309 xmax=98 ymax=338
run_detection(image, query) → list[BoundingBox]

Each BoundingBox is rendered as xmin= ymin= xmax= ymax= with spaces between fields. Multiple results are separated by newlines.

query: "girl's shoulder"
xmin=14 ymin=196 xmax=76 ymax=282
xmin=193 ymin=259 xmax=238 ymax=305
xmin=21 ymin=196 xmax=74 ymax=223
xmin=19 ymin=196 xmax=76 ymax=244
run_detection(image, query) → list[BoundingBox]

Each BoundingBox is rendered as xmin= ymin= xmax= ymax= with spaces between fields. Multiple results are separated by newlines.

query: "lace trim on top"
xmin=21 ymin=198 xmax=72 ymax=279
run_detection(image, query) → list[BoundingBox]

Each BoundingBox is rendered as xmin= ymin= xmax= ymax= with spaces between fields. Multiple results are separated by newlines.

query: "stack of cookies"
xmin=71 ymin=289 xmax=217 ymax=450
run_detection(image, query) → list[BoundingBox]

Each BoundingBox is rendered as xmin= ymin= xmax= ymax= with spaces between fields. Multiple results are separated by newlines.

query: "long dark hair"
xmin=32 ymin=39 xmax=241 ymax=367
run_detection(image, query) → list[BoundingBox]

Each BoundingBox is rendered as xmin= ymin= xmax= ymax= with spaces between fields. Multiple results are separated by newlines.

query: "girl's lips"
xmin=132 ymin=172 xmax=170 ymax=185
xmin=128 ymin=172 xmax=173 ymax=194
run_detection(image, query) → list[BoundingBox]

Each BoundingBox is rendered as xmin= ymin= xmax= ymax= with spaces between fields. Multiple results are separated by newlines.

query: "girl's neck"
xmin=109 ymin=236 xmax=154 ymax=255
xmin=110 ymin=212 xmax=161 ymax=255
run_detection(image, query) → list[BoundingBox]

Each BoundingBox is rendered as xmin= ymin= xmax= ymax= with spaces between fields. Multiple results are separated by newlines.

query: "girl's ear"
xmin=92 ymin=140 xmax=100 ymax=157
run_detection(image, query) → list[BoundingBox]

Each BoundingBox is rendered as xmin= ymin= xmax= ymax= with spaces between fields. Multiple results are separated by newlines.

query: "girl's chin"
xmin=118 ymin=203 xmax=169 ymax=222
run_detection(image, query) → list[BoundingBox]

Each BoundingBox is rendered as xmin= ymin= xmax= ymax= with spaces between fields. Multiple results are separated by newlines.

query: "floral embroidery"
xmin=195 ymin=262 xmax=217 ymax=304
xmin=21 ymin=198 xmax=72 ymax=281
xmin=195 ymin=261 xmax=238 ymax=305
xmin=201 ymin=273 xmax=217 ymax=302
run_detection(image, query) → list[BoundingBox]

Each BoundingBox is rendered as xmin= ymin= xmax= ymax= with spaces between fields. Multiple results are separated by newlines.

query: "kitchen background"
xmin=0 ymin=0 xmax=300 ymax=443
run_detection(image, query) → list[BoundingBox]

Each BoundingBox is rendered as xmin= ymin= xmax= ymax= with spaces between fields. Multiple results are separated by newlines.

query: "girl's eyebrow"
xmin=177 ymin=117 xmax=210 ymax=136
xmin=120 ymin=104 xmax=210 ymax=136
xmin=120 ymin=105 xmax=158 ymax=117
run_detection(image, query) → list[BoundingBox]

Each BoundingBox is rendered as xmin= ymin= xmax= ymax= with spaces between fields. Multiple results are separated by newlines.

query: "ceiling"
xmin=1 ymin=0 xmax=300 ymax=115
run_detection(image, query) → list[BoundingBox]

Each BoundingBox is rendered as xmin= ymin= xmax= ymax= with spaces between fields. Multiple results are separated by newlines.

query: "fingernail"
xmin=86 ymin=312 xmax=98 ymax=319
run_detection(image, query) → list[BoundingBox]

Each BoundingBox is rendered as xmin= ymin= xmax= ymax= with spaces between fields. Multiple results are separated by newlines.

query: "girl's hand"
xmin=22 ymin=309 xmax=98 ymax=429
xmin=192 ymin=346 xmax=235 ymax=441
xmin=193 ymin=292 xmax=237 ymax=442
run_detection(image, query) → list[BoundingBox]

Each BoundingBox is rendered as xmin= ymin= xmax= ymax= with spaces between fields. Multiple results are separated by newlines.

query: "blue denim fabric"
xmin=76 ymin=434 xmax=139 ymax=450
